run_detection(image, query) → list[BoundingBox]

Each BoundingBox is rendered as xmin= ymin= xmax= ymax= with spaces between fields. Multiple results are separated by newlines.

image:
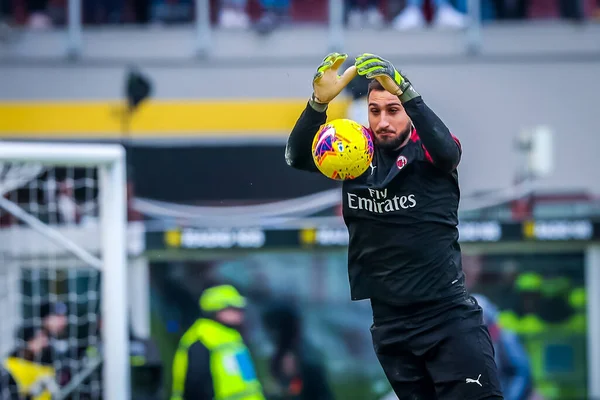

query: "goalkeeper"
xmin=285 ymin=53 xmax=503 ymax=400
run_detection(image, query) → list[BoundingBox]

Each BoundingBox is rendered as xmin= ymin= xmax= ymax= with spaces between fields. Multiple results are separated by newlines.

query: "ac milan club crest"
xmin=396 ymin=155 xmax=408 ymax=170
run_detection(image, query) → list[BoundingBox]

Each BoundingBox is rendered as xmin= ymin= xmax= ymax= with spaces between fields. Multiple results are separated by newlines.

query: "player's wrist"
xmin=309 ymin=93 xmax=328 ymax=112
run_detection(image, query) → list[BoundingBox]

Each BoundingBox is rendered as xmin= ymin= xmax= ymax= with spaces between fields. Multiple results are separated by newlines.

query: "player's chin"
xmin=374 ymin=134 xmax=400 ymax=149
xmin=374 ymin=132 xmax=395 ymax=142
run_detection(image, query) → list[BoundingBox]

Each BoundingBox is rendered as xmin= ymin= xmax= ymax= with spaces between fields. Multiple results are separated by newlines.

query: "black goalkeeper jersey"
xmin=286 ymin=96 xmax=467 ymax=307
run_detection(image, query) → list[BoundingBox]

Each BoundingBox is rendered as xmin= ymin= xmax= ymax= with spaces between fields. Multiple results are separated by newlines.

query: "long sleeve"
xmin=183 ymin=341 xmax=214 ymax=400
xmin=285 ymin=102 xmax=328 ymax=173
xmin=402 ymin=97 xmax=461 ymax=172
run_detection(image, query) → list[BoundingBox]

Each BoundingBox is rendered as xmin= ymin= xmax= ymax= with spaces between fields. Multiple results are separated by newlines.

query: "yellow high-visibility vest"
xmin=3 ymin=357 xmax=56 ymax=400
xmin=171 ymin=318 xmax=265 ymax=400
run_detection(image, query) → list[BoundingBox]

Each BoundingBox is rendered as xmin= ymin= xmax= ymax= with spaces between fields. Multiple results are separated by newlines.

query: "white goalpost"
xmin=0 ymin=142 xmax=130 ymax=400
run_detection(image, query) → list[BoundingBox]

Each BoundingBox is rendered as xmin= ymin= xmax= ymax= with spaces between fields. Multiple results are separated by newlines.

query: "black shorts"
xmin=370 ymin=295 xmax=504 ymax=400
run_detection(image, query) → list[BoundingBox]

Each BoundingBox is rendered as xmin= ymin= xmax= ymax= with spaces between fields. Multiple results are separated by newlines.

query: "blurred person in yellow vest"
xmin=547 ymin=284 xmax=587 ymax=400
xmin=498 ymin=272 xmax=545 ymax=334
xmin=497 ymin=273 xmax=589 ymax=399
xmin=171 ymin=284 xmax=265 ymax=400
xmin=538 ymin=276 xmax=573 ymax=325
xmin=536 ymin=278 xmax=587 ymax=400
xmin=497 ymin=272 xmax=558 ymax=399
xmin=566 ymin=287 xmax=586 ymax=333
xmin=2 ymin=325 xmax=58 ymax=400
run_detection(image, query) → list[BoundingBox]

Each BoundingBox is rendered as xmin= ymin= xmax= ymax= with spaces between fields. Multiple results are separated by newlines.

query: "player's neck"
xmin=396 ymin=132 xmax=412 ymax=150
xmin=388 ymin=130 xmax=412 ymax=153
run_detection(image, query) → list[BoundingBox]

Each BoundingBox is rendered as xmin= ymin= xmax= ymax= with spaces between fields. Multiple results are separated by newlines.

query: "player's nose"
xmin=381 ymin=112 xmax=394 ymax=123
xmin=377 ymin=118 xmax=390 ymax=130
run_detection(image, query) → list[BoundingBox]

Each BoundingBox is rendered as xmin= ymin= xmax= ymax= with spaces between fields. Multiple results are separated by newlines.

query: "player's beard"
xmin=373 ymin=120 xmax=413 ymax=151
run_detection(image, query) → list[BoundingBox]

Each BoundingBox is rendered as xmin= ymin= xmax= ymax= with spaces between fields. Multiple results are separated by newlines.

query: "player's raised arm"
xmin=355 ymin=54 xmax=461 ymax=172
xmin=285 ymin=53 xmax=357 ymax=172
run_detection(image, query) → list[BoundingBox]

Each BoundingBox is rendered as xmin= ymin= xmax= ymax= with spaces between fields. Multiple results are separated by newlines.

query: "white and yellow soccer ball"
xmin=312 ymin=119 xmax=374 ymax=181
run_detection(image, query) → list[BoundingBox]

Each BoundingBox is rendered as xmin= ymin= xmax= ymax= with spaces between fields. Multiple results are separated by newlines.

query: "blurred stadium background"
xmin=1 ymin=0 xmax=600 ymax=399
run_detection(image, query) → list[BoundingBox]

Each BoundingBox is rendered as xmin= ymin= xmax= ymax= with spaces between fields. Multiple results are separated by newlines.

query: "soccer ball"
xmin=312 ymin=119 xmax=374 ymax=181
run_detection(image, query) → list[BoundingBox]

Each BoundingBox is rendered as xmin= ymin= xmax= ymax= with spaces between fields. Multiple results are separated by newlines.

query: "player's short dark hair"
xmin=367 ymin=79 xmax=386 ymax=98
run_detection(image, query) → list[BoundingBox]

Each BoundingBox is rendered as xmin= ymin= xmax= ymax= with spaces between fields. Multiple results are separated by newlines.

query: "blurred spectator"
xmin=57 ymin=179 xmax=82 ymax=225
xmin=26 ymin=0 xmax=51 ymax=29
xmin=392 ymin=0 xmax=467 ymax=30
xmin=9 ymin=325 xmax=52 ymax=364
xmin=39 ymin=301 xmax=68 ymax=339
xmin=151 ymin=0 xmax=193 ymax=24
xmin=538 ymin=276 xmax=573 ymax=324
xmin=527 ymin=0 xmax=585 ymax=20
xmin=496 ymin=272 xmax=562 ymax=399
xmin=219 ymin=0 xmax=290 ymax=33
xmin=262 ymin=303 xmax=333 ymax=400
xmin=80 ymin=0 xmax=147 ymax=24
xmin=452 ymin=0 xmax=501 ymax=21
xmin=2 ymin=325 xmax=58 ymax=399
xmin=170 ymin=284 xmax=265 ymax=400
xmin=346 ymin=0 xmax=383 ymax=28
xmin=39 ymin=301 xmax=69 ymax=358
xmin=454 ymin=0 xmax=586 ymax=21
xmin=219 ymin=0 xmax=251 ymax=28
xmin=3 ymin=0 xmax=596 ymax=26
xmin=254 ymin=0 xmax=291 ymax=35
xmin=473 ymin=294 xmax=534 ymax=400
xmin=566 ymin=286 xmax=586 ymax=332
xmin=490 ymin=0 xmax=528 ymax=19
xmin=498 ymin=272 xmax=545 ymax=331
xmin=39 ymin=301 xmax=69 ymax=359
xmin=85 ymin=0 xmax=131 ymax=24
xmin=38 ymin=301 xmax=72 ymax=387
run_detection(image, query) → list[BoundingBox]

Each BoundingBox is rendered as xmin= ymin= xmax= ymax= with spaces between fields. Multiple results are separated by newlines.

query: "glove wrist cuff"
xmin=398 ymin=82 xmax=421 ymax=103
xmin=309 ymin=94 xmax=328 ymax=112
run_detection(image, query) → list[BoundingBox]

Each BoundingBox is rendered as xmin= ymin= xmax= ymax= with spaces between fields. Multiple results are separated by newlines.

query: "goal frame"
xmin=0 ymin=141 xmax=130 ymax=400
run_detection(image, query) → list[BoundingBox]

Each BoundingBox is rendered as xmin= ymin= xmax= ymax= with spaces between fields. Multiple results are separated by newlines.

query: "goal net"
xmin=0 ymin=142 xmax=130 ymax=400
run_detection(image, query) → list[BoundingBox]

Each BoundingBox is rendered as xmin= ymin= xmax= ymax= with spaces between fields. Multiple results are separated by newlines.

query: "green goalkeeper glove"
xmin=354 ymin=53 xmax=420 ymax=103
xmin=310 ymin=53 xmax=357 ymax=111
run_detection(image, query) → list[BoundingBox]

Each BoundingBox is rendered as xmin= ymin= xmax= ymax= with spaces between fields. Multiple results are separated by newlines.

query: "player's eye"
xmin=389 ymin=108 xmax=399 ymax=113
xmin=369 ymin=108 xmax=379 ymax=114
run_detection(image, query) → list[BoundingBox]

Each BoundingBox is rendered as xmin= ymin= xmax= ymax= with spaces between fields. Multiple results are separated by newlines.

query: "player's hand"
xmin=354 ymin=53 xmax=420 ymax=102
xmin=312 ymin=53 xmax=357 ymax=104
